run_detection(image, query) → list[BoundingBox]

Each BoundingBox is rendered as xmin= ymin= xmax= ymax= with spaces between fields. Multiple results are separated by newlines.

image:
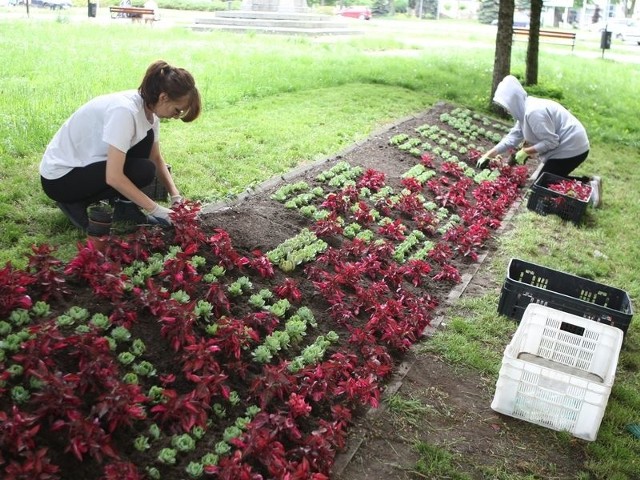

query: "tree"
xmin=489 ymin=0 xmax=515 ymax=112
xmin=478 ymin=0 xmax=499 ymax=24
xmin=412 ymin=0 xmax=437 ymax=18
xmin=525 ymin=0 xmax=543 ymax=86
xmin=624 ymin=0 xmax=637 ymax=17
xmin=372 ymin=0 xmax=391 ymax=15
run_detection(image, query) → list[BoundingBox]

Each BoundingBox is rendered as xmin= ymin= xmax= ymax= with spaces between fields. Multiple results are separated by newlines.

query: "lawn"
xmin=1 ymin=10 xmax=639 ymax=479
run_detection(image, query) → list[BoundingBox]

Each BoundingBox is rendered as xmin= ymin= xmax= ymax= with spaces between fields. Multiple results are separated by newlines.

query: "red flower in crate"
xmin=548 ymin=179 xmax=591 ymax=202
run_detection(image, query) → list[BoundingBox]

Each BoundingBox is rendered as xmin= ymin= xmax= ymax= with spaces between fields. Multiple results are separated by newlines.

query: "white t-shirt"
xmin=40 ymin=90 xmax=159 ymax=180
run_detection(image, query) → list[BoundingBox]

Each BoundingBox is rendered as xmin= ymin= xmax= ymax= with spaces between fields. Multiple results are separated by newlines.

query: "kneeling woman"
xmin=40 ymin=60 xmax=201 ymax=230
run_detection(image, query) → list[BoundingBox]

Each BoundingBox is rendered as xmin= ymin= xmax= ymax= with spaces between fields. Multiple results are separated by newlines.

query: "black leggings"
xmin=41 ymin=129 xmax=156 ymax=204
xmin=537 ymin=150 xmax=591 ymax=183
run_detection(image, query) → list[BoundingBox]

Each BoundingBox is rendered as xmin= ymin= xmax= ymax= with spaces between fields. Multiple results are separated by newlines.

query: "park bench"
xmin=513 ymin=27 xmax=577 ymax=51
xmin=109 ymin=6 xmax=157 ymax=23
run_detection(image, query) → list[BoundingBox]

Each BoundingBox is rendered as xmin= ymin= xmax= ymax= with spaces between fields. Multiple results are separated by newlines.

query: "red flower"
xmin=0 ymin=262 xmax=33 ymax=317
xmin=274 ymin=278 xmax=302 ymax=303
xmin=357 ymin=168 xmax=386 ymax=192
xmin=288 ymin=393 xmax=312 ymax=418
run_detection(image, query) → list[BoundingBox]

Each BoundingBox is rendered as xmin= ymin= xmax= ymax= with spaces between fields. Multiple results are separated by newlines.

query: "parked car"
xmin=622 ymin=27 xmax=640 ymax=44
xmin=609 ymin=19 xmax=640 ymax=43
xmin=337 ymin=6 xmax=372 ymax=20
xmin=513 ymin=12 xmax=530 ymax=28
xmin=490 ymin=12 xmax=530 ymax=29
xmin=591 ymin=18 xmax=639 ymax=41
xmin=30 ymin=0 xmax=72 ymax=9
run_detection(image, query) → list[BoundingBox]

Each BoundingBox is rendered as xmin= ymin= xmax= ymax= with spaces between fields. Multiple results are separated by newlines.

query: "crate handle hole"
xmin=559 ymin=321 xmax=585 ymax=336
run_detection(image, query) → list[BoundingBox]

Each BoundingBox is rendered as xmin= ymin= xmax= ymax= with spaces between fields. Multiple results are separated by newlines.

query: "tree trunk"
xmin=553 ymin=6 xmax=562 ymax=27
xmin=490 ymin=0 xmax=515 ymax=113
xmin=525 ymin=0 xmax=543 ymax=86
xmin=625 ymin=0 xmax=636 ymax=17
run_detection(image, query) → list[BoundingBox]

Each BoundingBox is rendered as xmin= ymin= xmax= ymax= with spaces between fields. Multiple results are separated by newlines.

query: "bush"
xmin=394 ymin=0 xmax=408 ymax=14
xmin=123 ymin=0 xmax=240 ymax=12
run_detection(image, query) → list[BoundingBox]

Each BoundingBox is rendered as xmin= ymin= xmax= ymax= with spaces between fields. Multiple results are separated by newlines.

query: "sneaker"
xmin=113 ymin=200 xmax=149 ymax=225
xmin=112 ymin=200 xmax=152 ymax=233
xmin=56 ymin=201 xmax=89 ymax=230
xmin=590 ymin=176 xmax=602 ymax=208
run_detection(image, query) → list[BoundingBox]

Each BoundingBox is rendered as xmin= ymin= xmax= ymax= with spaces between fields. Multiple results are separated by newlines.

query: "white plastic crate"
xmin=491 ymin=303 xmax=623 ymax=441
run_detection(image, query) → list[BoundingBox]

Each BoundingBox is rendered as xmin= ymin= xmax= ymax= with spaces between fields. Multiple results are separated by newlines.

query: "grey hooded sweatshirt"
xmin=492 ymin=75 xmax=589 ymax=162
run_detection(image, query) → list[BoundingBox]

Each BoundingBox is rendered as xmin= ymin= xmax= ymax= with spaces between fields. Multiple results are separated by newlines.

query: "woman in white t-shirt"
xmin=40 ymin=60 xmax=201 ymax=230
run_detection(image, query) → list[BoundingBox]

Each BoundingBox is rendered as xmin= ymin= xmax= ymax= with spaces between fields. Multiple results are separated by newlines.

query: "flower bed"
xmin=0 ymin=104 xmax=530 ymax=479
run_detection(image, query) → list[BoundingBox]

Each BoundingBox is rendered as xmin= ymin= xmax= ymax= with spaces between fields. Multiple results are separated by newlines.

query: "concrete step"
xmin=191 ymin=10 xmax=362 ymax=35
xmin=214 ymin=10 xmax=333 ymax=21
xmin=190 ymin=23 xmax=362 ymax=35
xmin=194 ymin=16 xmax=348 ymax=29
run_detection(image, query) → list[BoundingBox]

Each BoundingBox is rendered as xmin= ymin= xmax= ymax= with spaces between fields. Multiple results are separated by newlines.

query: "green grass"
xmin=1 ymin=13 xmax=640 ymax=478
xmin=413 ymin=441 xmax=471 ymax=480
xmin=384 ymin=392 xmax=432 ymax=427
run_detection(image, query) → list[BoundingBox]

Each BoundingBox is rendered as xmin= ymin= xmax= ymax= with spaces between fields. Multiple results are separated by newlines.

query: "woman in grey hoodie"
xmin=478 ymin=75 xmax=601 ymax=206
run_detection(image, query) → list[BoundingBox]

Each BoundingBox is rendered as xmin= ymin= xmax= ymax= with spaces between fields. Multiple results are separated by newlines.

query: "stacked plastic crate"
xmin=491 ymin=304 xmax=623 ymax=441
xmin=498 ymin=258 xmax=633 ymax=335
xmin=492 ymin=258 xmax=634 ymax=441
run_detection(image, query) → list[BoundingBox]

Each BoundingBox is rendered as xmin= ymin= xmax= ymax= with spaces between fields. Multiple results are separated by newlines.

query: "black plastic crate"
xmin=141 ymin=165 xmax=170 ymax=202
xmin=498 ymin=258 xmax=634 ymax=336
xmin=526 ymin=172 xmax=590 ymax=225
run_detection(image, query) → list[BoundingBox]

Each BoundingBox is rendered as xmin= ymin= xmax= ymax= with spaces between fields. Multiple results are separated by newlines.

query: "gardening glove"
xmin=170 ymin=194 xmax=183 ymax=206
xmin=147 ymin=203 xmax=173 ymax=226
xmin=476 ymin=153 xmax=491 ymax=169
xmin=515 ymin=149 xmax=529 ymax=165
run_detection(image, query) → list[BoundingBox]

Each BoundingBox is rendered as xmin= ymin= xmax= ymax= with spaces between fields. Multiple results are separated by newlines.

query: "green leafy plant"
xmin=172 ymin=433 xmax=196 ymax=453
xmin=134 ymin=435 xmax=151 ymax=452
xmin=31 ymin=301 xmax=51 ymax=318
xmin=157 ymin=447 xmax=178 ymax=465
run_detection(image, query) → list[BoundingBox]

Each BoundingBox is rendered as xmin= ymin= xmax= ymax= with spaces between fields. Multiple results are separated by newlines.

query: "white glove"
xmin=515 ymin=149 xmax=529 ymax=165
xmin=476 ymin=153 xmax=491 ymax=169
xmin=147 ymin=203 xmax=173 ymax=226
xmin=170 ymin=194 xmax=183 ymax=206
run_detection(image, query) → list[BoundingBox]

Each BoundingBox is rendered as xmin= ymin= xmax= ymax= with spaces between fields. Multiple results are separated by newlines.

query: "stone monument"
xmin=240 ymin=0 xmax=310 ymax=13
xmin=192 ymin=0 xmax=360 ymax=36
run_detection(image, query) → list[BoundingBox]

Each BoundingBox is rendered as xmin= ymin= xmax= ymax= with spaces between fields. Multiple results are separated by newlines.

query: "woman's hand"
xmin=147 ymin=203 xmax=173 ymax=225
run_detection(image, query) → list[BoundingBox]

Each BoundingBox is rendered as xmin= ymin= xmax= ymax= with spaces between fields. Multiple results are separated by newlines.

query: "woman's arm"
xmin=149 ymin=141 xmax=180 ymax=200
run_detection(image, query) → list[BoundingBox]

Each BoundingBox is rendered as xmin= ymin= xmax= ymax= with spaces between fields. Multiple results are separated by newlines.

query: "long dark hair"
xmin=138 ymin=60 xmax=201 ymax=122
